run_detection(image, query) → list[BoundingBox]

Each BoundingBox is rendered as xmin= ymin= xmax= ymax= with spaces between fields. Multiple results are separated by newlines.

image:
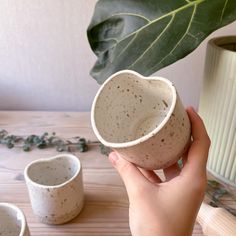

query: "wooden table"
xmin=0 ymin=111 xmax=211 ymax=235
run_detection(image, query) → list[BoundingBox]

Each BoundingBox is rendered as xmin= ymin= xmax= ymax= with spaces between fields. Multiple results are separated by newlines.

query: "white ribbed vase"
xmin=199 ymin=36 xmax=236 ymax=187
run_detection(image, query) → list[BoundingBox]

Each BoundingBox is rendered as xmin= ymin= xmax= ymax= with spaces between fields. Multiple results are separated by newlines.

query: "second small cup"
xmin=24 ymin=154 xmax=84 ymax=225
xmin=0 ymin=203 xmax=30 ymax=236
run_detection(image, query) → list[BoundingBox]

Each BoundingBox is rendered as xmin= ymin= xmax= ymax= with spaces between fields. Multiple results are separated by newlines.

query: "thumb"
xmin=109 ymin=152 xmax=148 ymax=198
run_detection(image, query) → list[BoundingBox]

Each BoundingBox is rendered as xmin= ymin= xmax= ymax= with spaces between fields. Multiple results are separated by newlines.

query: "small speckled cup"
xmin=91 ymin=70 xmax=191 ymax=170
xmin=24 ymin=154 xmax=84 ymax=225
xmin=0 ymin=202 xmax=30 ymax=236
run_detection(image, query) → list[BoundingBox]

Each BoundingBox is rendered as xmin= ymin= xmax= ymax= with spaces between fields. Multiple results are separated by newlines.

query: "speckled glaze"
xmin=24 ymin=154 xmax=84 ymax=225
xmin=0 ymin=203 xmax=30 ymax=236
xmin=91 ymin=70 xmax=191 ymax=170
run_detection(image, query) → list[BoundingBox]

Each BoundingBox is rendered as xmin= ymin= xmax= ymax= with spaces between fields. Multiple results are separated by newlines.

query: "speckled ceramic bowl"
xmin=24 ymin=154 xmax=84 ymax=225
xmin=0 ymin=203 xmax=30 ymax=236
xmin=91 ymin=70 xmax=191 ymax=170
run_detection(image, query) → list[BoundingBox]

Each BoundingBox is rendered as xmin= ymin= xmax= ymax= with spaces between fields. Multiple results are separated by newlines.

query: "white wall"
xmin=0 ymin=0 xmax=235 ymax=111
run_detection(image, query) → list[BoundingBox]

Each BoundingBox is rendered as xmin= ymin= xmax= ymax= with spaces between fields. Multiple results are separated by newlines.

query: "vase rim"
xmin=208 ymin=36 xmax=236 ymax=53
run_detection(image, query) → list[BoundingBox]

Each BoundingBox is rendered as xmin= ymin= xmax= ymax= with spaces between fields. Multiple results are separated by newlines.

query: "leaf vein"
xmin=127 ymin=14 xmax=176 ymax=69
xmin=146 ymin=4 xmax=197 ymax=75
xmin=96 ymin=12 xmax=151 ymax=24
xmin=220 ymin=0 xmax=229 ymax=22
xmin=115 ymin=34 xmax=137 ymax=61
xmin=110 ymin=0 xmax=205 ymax=64
xmin=166 ymin=4 xmax=197 ymax=56
xmin=96 ymin=0 xmax=204 ymax=48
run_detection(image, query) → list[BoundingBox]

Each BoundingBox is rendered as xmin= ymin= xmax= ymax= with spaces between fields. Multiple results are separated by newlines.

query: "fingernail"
xmin=109 ymin=152 xmax=119 ymax=166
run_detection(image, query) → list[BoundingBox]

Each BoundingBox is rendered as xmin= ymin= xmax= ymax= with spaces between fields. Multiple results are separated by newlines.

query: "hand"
xmin=109 ymin=107 xmax=211 ymax=236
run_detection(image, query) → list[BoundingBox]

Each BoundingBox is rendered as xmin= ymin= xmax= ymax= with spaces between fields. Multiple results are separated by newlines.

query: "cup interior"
xmin=212 ymin=36 xmax=236 ymax=52
xmin=0 ymin=204 xmax=23 ymax=236
xmin=26 ymin=155 xmax=80 ymax=186
xmin=93 ymin=71 xmax=175 ymax=144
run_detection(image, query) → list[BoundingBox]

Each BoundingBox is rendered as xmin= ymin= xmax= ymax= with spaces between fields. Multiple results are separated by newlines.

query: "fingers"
xmin=139 ymin=168 xmax=162 ymax=184
xmin=182 ymin=151 xmax=189 ymax=166
xmin=187 ymin=107 xmax=210 ymax=143
xmin=164 ymin=163 xmax=181 ymax=181
xmin=109 ymin=152 xmax=149 ymax=198
xmin=182 ymin=107 xmax=211 ymax=177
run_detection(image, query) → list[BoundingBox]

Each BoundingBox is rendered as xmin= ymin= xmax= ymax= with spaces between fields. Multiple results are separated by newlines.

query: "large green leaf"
xmin=87 ymin=0 xmax=236 ymax=84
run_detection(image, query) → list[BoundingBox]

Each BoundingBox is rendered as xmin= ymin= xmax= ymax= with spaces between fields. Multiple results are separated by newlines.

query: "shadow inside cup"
xmin=26 ymin=155 xmax=79 ymax=186
xmin=92 ymin=71 xmax=174 ymax=144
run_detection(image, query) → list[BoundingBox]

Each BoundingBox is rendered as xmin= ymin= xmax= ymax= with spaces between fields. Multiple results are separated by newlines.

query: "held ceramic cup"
xmin=0 ymin=202 xmax=30 ymax=236
xmin=91 ymin=70 xmax=191 ymax=170
xmin=24 ymin=154 xmax=84 ymax=225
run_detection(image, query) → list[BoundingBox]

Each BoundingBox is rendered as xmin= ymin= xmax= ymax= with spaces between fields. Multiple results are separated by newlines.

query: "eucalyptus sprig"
xmin=206 ymin=180 xmax=236 ymax=216
xmin=0 ymin=129 xmax=92 ymax=153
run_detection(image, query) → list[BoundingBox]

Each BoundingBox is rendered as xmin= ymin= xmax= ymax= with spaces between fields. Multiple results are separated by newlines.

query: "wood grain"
xmin=0 ymin=111 xmax=205 ymax=235
xmin=197 ymin=203 xmax=236 ymax=236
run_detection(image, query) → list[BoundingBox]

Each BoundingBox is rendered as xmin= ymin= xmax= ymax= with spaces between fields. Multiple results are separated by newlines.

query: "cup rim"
xmin=208 ymin=35 xmax=236 ymax=53
xmin=24 ymin=154 xmax=82 ymax=188
xmin=0 ymin=202 xmax=27 ymax=236
xmin=91 ymin=70 xmax=177 ymax=148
